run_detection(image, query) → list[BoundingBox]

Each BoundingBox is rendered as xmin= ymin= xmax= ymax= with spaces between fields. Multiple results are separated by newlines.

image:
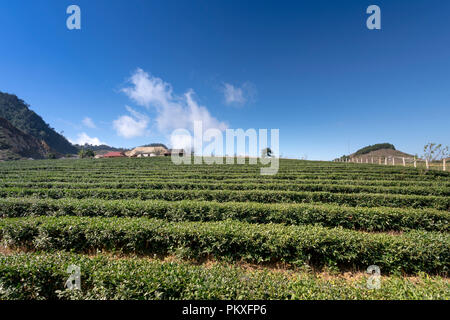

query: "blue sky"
xmin=0 ymin=0 xmax=449 ymax=160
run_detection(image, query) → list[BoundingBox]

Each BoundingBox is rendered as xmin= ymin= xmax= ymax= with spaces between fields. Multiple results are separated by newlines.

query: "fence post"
xmin=384 ymin=157 xmax=387 ymax=165
xmin=426 ymin=159 xmax=429 ymax=170
xmin=414 ymin=157 xmax=417 ymax=168
xmin=392 ymin=157 xmax=395 ymax=165
xmin=444 ymin=158 xmax=446 ymax=171
xmin=402 ymin=157 xmax=405 ymax=167
xmin=366 ymin=158 xmax=368 ymax=163
xmin=379 ymin=157 xmax=381 ymax=165
xmin=371 ymin=157 xmax=374 ymax=164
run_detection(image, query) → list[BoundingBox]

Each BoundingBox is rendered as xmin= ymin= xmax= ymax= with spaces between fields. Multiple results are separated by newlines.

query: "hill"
xmin=140 ymin=143 xmax=168 ymax=149
xmin=0 ymin=91 xmax=77 ymax=155
xmin=335 ymin=143 xmax=413 ymax=162
xmin=353 ymin=148 xmax=413 ymax=159
xmin=353 ymin=143 xmax=395 ymax=156
xmin=0 ymin=117 xmax=49 ymax=160
xmin=73 ymin=143 xmax=128 ymax=155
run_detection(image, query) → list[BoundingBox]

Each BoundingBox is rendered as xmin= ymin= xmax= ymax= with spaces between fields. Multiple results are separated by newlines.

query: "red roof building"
xmin=103 ymin=152 xmax=125 ymax=158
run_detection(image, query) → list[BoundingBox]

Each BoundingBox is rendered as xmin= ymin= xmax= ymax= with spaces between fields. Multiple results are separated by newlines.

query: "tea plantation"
xmin=0 ymin=157 xmax=448 ymax=299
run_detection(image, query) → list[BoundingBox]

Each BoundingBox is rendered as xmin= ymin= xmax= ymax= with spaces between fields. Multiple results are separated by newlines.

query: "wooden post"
xmin=392 ymin=157 xmax=395 ymax=165
xmin=366 ymin=158 xmax=368 ymax=163
xmin=371 ymin=157 xmax=374 ymax=164
xmin=384 ymin=157 xmax=387 ymax=165
xmin=402 ymin=157 xmax=405 ymax=167
xmin=414 ymin=157 xmax=417 ymax=168
xmin=444 ymin=158 xmax=446 ymax=171
xmin=426 ymin=159 xmax=429 ymax=170
xmin=379 ymin=157 xmax=381 ymax=165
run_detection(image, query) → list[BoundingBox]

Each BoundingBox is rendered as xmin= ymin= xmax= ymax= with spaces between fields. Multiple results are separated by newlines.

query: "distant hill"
xmin=140 ymin=143 xmax=168 ymax=149
xmin=74 ymin=143 xmax=129 ymax=156
xmin=335 ymin=143 xmax=413 ymax=162
xmin=352 ymin=148 xmax=413 ymax=159
xmin=353 ymin=143 xmax=395 ymax=156
xmin=0 ymin=117 xmax=49 ymax=160
xmin=0 ymin=91 xmax=77 ymax=155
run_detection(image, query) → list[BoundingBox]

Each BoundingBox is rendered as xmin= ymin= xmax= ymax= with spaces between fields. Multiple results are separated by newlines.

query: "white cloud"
xmin=113 ymin=106 xmax=149 ymax=138
xmin=222 ymin=82 xmax=256 ymax=106
xmin=121 ymin=68 xmax=227 ymax=136
xmin=223 ymin=83 xmax=245 ymax=105
xmin=72 ymin=132 xmax=106 ymax=146
xmin=82 ymin=117 xmax=96 ymax=129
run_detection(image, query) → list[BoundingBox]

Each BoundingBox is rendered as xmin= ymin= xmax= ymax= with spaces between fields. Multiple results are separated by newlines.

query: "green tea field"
xmin=0 ymin=157 xmax=449 ymax=299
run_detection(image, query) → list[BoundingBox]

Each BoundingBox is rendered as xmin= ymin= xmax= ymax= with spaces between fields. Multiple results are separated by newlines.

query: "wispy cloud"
xmin=71 ymin=132 xmax=106 ymax=146
xmin=120 ymin=68 xmax=227 ymax=146
xmin=82 ymin=117 xmax=96 ymax=129
xmin=222 ymin=82 xmax=256 ymax=106
xmin=113 ymin=106 xmax=149 ymax=138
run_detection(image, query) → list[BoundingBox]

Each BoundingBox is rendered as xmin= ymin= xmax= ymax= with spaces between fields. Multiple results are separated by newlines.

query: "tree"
xmin=85 ymin=149 xmax=95 ymax=158
xmin=78 ymin=148 xmax=95 ymax=159
xmin=423 ymin=143 xmax=449 ymax=162
xmin=47 ymin=153 xmax=57 ymax=159
xmin=261 ymin=148 xmax=272 ymax=157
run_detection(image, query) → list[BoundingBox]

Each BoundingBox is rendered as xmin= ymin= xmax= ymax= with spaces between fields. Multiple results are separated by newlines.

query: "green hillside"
xmin=0 ymin=91 xmax=77 ymax=155
xmin=0 ymin=117 xmax=49 ymax=160
xmin=354 ymin=143 xmax=396 ymax=156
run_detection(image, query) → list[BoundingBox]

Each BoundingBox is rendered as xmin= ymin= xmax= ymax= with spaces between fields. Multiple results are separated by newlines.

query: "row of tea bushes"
xmin=0 ymin=216 xmax=448 ymax=274
xmin=0 ymin=252 xmax=449 ymax=300
xmin=0 ymin=197 xmax=448 ymax=232
xmin=1 ymin=188 xmax=448 ymax=210
xmin=1 ymin=181 xmax=448 ymax=196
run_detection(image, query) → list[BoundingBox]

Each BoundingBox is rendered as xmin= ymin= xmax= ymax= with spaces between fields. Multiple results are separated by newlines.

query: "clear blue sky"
xmin=0 ymin=0 xmax=449 ymax=160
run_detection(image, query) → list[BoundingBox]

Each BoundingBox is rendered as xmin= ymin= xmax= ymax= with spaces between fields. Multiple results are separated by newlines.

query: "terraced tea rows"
xmin=0 ymin=157 xmax=449 ymax=299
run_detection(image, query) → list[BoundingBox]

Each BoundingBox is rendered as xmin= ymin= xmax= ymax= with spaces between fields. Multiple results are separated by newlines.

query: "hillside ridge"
xmin=0 ymin=117 xmax=49 ymax=160
xmin=0 ymin=91 xmax=77 ymax=154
